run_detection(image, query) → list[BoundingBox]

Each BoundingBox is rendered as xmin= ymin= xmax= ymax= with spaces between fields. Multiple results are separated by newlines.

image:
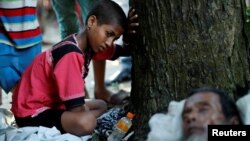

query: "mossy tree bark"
xmin=129 ymin=0 xmax=250 ymax=140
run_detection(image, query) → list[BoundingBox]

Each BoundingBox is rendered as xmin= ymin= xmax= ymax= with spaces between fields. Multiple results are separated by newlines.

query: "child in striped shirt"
xmin=0 ymin=0 xmax=42 ymax=94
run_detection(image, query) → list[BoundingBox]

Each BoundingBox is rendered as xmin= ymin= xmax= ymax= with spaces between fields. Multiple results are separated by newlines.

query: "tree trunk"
xmin=129 ymin=0 xmax=250 ymax=140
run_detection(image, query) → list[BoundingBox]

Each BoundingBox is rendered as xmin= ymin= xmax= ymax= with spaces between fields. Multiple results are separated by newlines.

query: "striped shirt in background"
xmin=0 ymin=0 xmax=42 ymax=49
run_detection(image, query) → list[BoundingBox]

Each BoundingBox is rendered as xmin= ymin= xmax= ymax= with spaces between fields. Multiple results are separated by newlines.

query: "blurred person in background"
xmin=0 ymin=0 xmax=42 ymax=95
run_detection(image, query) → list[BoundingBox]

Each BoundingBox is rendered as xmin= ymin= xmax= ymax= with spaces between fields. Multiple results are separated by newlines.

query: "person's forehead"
xmin=185 ymin=92 xmax=221 ymax=108
xmin=101 ymin=24 xmax=124 ymax=34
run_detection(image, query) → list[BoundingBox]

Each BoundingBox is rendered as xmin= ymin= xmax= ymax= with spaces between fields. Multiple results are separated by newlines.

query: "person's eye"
xmin=106 ymin=31 xmax=113 ymax=37
xmin=182 ymin=109 xmax=191 ymax=118
xmin=182 ymin=114 xmax=188 ymax=121
xmin=199 ymin=107 xmax=209 ymax=113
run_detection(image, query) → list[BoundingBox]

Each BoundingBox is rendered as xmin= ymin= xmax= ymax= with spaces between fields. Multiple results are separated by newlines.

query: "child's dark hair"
xmin=187 ymin=86 xmax=243 ymax=124
xmin=86 ymin=0 xmax=127 ymax=31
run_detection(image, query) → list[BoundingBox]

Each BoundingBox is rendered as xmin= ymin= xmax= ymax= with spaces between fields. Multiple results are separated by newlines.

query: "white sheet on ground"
xmin=0 ymin=126 xmax=92 ymax=141
xmin=0 ymin=108 xmax=92 ymax=141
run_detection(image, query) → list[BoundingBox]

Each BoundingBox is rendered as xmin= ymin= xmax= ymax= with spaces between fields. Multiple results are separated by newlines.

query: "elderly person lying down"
xmin=147 ymin=86 xmax=246 ymax=141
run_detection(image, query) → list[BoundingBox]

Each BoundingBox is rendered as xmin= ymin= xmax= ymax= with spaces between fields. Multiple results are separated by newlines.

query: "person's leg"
xmin=0 ymin=67 xmax=20 ymax=94
xmin=61 ymin=99 xmax=107 ymax=136
xmin=15 ymin=100 xmax=107 ymax=136
xmin=61 ymin=110 xmax=97 ymax=136
xmin=0 ymin=44 xmax=20 ymax=94
xmin=51 ymin=0 xmax=79 ymax=39
xmin=0 ymin=43 xmax=41 ymax=94
xmin=84 ymin=99 xmax=107 ymax=117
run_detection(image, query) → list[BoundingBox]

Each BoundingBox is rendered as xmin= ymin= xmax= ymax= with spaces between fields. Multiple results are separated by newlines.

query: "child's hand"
xmin=127 ymin=8 xmax=139 ymax=34
xmin=123 ymin=8 xmax=139 ymax=44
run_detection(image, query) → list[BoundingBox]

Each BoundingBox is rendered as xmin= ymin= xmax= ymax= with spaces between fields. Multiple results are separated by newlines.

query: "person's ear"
xmin=87 ymin=15 xmax=97 ymax=29
xmin=229 ymin=116 xmax=241 ymax=125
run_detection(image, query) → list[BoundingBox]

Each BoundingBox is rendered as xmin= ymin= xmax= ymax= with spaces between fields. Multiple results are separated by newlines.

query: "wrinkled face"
xmin=87 ymin=16 xmax=124 ymax=53
xmin=182 ymin=92 xmax=228 ymax=141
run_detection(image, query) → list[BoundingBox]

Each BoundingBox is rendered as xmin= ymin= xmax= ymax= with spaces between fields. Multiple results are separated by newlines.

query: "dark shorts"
xmin=15 ymin=109 xmax=66 ymax=133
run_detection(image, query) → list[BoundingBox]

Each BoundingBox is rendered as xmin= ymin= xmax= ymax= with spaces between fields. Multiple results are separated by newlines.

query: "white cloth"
xmin=0 ymin=108 xmax=14 ymax=130
xmin=147 ymin=100 xmax=185 ymax=141
xmin=0 ymin=126 xmax=92 ymax=141
xmin=236 ymin=93 xmax=250 ymax=124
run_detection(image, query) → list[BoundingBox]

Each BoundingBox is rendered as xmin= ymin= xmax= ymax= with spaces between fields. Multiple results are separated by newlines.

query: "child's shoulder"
xmin=52 ymin=34 xmax=81 ymax=53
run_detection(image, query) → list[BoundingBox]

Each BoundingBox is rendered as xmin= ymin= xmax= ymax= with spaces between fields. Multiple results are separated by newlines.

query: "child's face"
xmin=87 ymin=17 xmax=124 ymax=52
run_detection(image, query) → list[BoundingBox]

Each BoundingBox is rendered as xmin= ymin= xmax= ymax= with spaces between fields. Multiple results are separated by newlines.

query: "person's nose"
xmin=185 ymin=112 xmax=197 ymax=124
